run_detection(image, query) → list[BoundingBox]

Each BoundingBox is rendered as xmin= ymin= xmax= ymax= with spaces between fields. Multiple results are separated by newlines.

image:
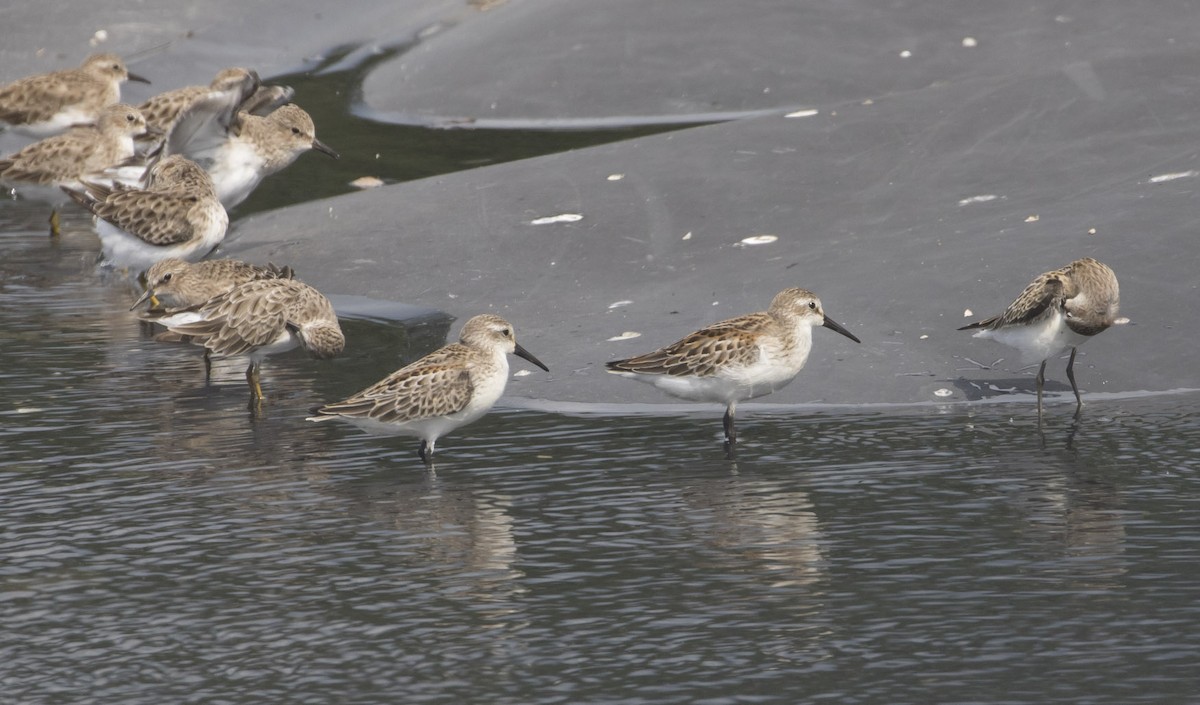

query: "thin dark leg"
xmin=1065 ymin=347 xmax=1082 ymax=414
xmin=418 ymin=439 xmax=434 ymax=464
xmin=48 ymin=208 xmax=60 ymax=237
xmin=723 ymin=404 xmax=737 ymax=447
xmin=203 ymin=350 xmax=213 ymax=380
xmin=1035 ymin=360 xmax=1047 ymax=420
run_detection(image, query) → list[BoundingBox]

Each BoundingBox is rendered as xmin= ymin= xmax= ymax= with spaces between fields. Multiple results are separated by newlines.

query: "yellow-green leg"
xmin=246 ymin=361 xmax=264 ymax=402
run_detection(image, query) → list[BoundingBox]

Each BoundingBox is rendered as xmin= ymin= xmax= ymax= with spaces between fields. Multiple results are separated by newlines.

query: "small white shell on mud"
xmin=531 ymin=213 xmax=583 ymax=225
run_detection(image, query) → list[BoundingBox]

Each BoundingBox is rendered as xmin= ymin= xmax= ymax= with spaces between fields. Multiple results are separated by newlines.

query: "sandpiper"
xmin=163 ymin=99 xmax=338 ymax=209
xmin=136 ymin=67 xmax=260 ymax=135
xmin=958 ymin=257 xmax=1120 ymax=417
xmin=0 ymin=54 xmax=150 ymax=137
xmin=149 ymin=278 xmax=344 ymax=402
xmin=64 ymin=154 xmax=228 ymax=271
xmin=308 ymin=314 xmax=549 ymax=464
xmin=0 ymin=103 xmax=152 ymax=193
xmin=132 ymin=257 xmax=296 ymax=378
xmin=606 ymin=288 xmax=861 ymax=447
xmin=131 ymin=257 xmax=294 ymax=312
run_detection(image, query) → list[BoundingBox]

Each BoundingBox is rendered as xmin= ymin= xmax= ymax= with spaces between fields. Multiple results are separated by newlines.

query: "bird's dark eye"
xmin=291 ymin=127 xmax=301 ymax=135
xmin=502 ymin=329 xmax=511 ymax=337
xmin=126 ymin=113 xmax=136 ymax=122
xmin=112 ymin=64 xmax=121 ymax=71
xmin=808 ymin=301 xmax=816 ymax=309
xmin=162 ymin=273 xmax=173 ymax=282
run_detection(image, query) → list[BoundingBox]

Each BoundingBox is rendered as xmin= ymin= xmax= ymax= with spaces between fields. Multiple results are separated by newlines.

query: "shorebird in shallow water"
xmin=308 ymin=314 xmax=549 ymax=464
xmin=149 ymin=278 xmax=344 ymax=403
xmin=162 ymin=98 xmax=337 ymax=209
xmin=0 ymin=54 xmax=150 ymax=137
xmin=958 ymin=257 xmax=1120 ymax=418
xmin=131 ymin=257 xmax=294 ymax=313
xmin=606 ymin=288 xmax=861 ymax=448
xmin=0 ymin=104 xmax=151 ymax=193
xmin=132 ymin=257 xmax=296 ymax=377
xmin=64 ymin=154 xmax=228 ymax=271
xmin=0 ymin=103 xmax=154 ymax=235
xmin=136 ymin=67 xmax=261 ymax=136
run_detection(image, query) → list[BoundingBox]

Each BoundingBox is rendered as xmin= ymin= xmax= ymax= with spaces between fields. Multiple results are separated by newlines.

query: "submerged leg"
xmin=418 ymin=438 xmax=436 ymax=464
xmin=1035 ymin=359 xmax=1047 ymax=420
xmin=48 ymin=208 xmax=60 ymax=238
xmin=723 ymin=403 xmax=738 ymax=447
xmin=203 ymin=350 xmax=213 ymax=380
xmin=1065 ymin=347 xmax=1083 ymax=413
xmin=246 ymin=361 xmax=263 ymax=401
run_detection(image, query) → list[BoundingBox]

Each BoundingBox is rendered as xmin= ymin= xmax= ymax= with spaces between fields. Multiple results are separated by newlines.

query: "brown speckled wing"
xmin=319 ymin=346 xmax=475 ymax=423
xmin=87 ymin=190 xmax=202 ymax=246
xmin=0 ymin=137 xmax=89 ymax=184
xmin=607 ymin=312 xmax=770 ymax=377
xmin=960 ymin=270 xmax=1068 ymax=331
xmin=138 ymin=86 xmax=208 ymax=131
xmin=0 ymin=76 xmax=73 ymax=124
xmin=165 ymin=280 xmax=292 ymax=355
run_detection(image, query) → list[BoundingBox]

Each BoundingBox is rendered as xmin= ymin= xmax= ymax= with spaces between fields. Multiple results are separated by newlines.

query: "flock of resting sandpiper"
xmin=0 ymin=53 xmax=1122 ymax=464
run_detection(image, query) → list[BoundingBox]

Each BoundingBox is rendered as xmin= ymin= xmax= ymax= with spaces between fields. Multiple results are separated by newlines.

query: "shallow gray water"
xmin=3 ymin=211 xmax=1200 ymax=704
xmin=3 ymin=64 xmax=1200 ymax=705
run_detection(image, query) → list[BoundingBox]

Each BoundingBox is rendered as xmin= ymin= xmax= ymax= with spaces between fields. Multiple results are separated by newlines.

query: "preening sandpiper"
xmin=131 ymin=257 xmax=295 ymax=313
xmin=64 ymin=154 xmax=228 ymax=271
xmin=148 ymin=278 xmax=344 ymax=402
xmin=958 ymin=257 xmax=1120 ymax=417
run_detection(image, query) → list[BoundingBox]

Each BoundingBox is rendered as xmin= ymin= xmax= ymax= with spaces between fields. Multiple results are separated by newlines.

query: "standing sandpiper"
xmin=163 ymin=99 xmax=338 ymax=209
xmin=149 ymin=278 xmax=344 ymax=403
xmin=0 ymin=54 xmax=150 ymax=137
xmin=606 ymin=288 xmax=861 ymax=448
xmin=0 ymin=104 xmax=152 ymax=193
xmin=0 ymin=103 xmax=154 ymax=235
xmin=958 ymin=257 xmax=1120 ymax=417
xmin=63 ymin=155 xmax=228 ymax=271
xmin=131 ymin=257 xmax=294 ymax=313
xmin=308 ymin=314 xmax=549 ymax=464
xmin=136 ymin=67 xmax=260 ymax=135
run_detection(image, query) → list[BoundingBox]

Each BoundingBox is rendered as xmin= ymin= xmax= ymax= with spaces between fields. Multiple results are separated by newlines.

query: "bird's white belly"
xmin=95 ymin=215 xmax=225 ymax=273
xmin=976 ymin=310 xmax=1091 ymax=364
xmin=626 ymin=349 xmax=805 ymax=405
xmin=7 ymin=107 xmax=94 ymax=137
xmin=249 ymin=331 xmax=301 ymax=361
xmin=207 ymin=141 xmax=266 ymax=209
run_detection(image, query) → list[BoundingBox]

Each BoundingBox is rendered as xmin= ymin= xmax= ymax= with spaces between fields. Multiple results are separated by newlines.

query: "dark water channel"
xmin=2 ymin=56 xmax=1200 ymax=705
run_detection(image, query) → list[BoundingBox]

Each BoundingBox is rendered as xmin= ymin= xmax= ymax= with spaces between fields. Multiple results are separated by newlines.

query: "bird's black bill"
xmin=312 ymin=138 xmax=340 ymax=159
xmin=129 ymin=288 xmax=154 ymax=311
xmin=127 ymin=71 xmax=151 ymax=84
xmin=823 ymin=315 xmax=861 ymax=343
xmin=514 ymin=343 xmax=549 ymax=372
